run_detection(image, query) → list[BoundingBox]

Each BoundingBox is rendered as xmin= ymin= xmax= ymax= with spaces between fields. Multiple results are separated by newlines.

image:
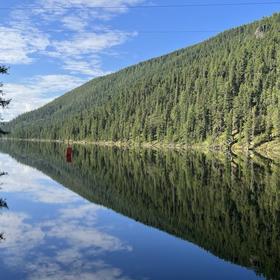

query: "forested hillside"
xmin=6 ymin=13 xmax=280 ymax=148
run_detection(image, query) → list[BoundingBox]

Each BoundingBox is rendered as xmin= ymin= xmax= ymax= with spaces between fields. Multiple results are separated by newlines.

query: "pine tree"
xmin=0 ymin=66 xmax=11 ymax=135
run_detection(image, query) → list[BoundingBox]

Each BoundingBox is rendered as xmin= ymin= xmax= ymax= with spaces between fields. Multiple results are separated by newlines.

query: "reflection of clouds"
xmin=60 ymin=204 xmax=102 ymax=221
xmin=0 ymin=154 xmax=134 ymax=279
xmin=43 ymin=204 xmax=132 ymax=254
xmin=0 ymin=212 xmax=45 ymax=265
xmin=49 ymin=222 xmax=132 ymax=253
xmin=0 ymin=205 xmax=133 ymax=280
xmin=0 ymin=155 xmax=79 ymax=204
xmin=27 ymin=261 xmax=132 ymax=280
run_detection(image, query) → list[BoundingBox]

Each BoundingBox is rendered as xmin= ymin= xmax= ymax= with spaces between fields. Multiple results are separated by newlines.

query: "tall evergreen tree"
xmin=0 ymin=66 xmax=11 ymax=135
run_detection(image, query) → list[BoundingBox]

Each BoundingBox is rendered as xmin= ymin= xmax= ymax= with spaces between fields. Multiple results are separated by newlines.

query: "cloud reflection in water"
xmin=0 ymin=153 xmax=134 ymax=280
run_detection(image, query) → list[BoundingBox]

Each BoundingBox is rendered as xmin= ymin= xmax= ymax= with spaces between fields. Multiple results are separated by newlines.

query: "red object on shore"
xmin=66 ymin=146 xmax=73 ymax=163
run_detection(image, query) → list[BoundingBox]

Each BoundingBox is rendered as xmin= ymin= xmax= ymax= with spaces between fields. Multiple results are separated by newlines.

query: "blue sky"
xmin=0 ymin=0 xmax=280 ymax=120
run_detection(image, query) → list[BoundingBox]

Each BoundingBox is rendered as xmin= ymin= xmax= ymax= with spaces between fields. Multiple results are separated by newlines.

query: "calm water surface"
xmin=0 ymin=141 xmax=278 ymax=279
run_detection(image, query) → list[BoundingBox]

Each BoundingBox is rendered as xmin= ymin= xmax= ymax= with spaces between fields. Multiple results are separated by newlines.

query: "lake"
xmin=0 ymin=141 xmax=279 ymax=280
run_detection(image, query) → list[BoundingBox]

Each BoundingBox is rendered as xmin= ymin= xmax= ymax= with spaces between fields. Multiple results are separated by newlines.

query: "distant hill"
xmin=6 ymin=13 xmax=280 ymax=149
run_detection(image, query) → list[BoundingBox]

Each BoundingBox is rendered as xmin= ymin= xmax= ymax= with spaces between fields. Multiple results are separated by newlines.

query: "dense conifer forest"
xmin=5 ymin=13 xmax=280 ymax=148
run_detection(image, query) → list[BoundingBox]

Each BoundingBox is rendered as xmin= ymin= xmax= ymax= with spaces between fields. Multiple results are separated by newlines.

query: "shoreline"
xmin=1 ymin=137 xmax=279 ymax=161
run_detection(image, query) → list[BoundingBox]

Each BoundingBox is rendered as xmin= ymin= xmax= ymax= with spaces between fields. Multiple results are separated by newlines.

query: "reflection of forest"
xmin=0 ymin=141 xmax=280 ymax=279
xmin=0 ymin=171 xmax=8 ymax=241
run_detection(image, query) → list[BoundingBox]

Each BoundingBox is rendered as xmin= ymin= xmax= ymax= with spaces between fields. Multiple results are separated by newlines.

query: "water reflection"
xmin=0 ymin=141 xmax=279 ymax=279
xmin=0 ymin=170 xmax=8 ymax=242
xmin=0 ymin=153 xmax=133 ymax=280
xmin=0 ymin=209 xmax=133 ymax=280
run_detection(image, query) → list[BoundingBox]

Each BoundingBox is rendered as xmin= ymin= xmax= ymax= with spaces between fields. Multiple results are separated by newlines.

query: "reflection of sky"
xmin=0 ymin=154 xmax=133 ymax=280
xmin=0 ymin=153 xmax=264 ymax=280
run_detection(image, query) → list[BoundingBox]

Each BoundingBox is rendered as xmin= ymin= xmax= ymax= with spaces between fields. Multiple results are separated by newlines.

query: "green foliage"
xmin=0 ymin=66 xmax=11 ymax=135
xmin=1 ymin=141 xmax=280 ymax=279
xmin=0 ymin=66 xmax=9 ymax=108
xmin=6 ymin=14 xmax=280 ymax=147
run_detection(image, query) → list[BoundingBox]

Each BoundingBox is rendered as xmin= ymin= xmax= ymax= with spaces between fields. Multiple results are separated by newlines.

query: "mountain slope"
xmin=6 ymin=13 xmax=280 ymax=148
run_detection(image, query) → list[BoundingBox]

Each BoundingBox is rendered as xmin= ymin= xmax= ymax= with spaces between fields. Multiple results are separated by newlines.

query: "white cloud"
xmin=46 ymin=31 xmax=135 ymax=76
xmin=0 ymin=27 xmax=49 ymax=64
xmin=37 ymin=0 xmax=143 ymax=15
xmin=50 ymin=31 xmax=134 ymax=57
xmin=3 ymin=75 xmax=86 ymax=120
xmin=0 ymin=0 xmax=141 ymax=69
xmin=62 ymin=58 xmax=111 ymax=76
xmin=61 ymin=15 xmax=89 ymax=31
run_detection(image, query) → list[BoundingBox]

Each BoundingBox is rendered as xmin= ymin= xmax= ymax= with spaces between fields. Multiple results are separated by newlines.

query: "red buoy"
xmin=66 ymin=146 xmax=73 ymax=163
